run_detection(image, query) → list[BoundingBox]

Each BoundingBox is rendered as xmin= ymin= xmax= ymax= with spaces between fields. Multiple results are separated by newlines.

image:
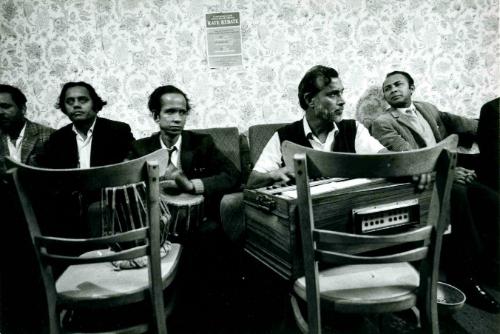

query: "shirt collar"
xmin=72 ymin=117 xmax=97 ymax=137
xmin=396 ymin=103 xmax=417 ymax=116
xmin=160 ymin=134 xmax=182 ymax=151
xmin=302 ymin=117 xmax=338 ymax=139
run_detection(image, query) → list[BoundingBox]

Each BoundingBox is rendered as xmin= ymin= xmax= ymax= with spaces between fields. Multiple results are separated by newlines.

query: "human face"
xmin=155 ymin=93 xmax=188 ymax=138
xmin=382 ymin=74 xmax=414 ymax=108
xmin=309 ymin=78 xmax=345 ymax=123
xmin=0 ymin=92 xmax=25 ymax=132
xmin=64 ymin=86 xmax=97 ymax=124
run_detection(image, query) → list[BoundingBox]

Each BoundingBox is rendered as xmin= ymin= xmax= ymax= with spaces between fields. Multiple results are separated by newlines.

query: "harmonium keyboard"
xmin=244 ymin=177 xmax=433 ymax=280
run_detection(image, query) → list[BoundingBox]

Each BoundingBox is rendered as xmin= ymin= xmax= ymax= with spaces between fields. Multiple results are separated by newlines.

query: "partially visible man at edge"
xmin=0 ymin=84 xmax=54 ymax=171
xmin=371 ymin=70 xmax=500 ymax=313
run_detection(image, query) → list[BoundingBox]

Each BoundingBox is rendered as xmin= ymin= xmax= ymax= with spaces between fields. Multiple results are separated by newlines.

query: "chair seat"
xmin=56 ymin=243 xmax=182 ymax=303
xmin=294 ymin=262 xmax=419 ymax=304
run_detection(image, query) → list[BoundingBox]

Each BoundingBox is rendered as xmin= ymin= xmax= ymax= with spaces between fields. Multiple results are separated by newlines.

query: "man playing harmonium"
xmin=247 ymin=65 xmax=389 ymax=189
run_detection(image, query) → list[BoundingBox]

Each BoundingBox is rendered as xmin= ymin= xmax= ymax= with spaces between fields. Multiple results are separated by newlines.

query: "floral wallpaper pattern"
xmin=1 ymin=0 xmax=498 ymax=138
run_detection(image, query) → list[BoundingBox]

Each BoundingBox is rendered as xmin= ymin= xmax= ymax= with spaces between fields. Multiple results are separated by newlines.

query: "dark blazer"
xmin=42 ymin=117 xmax=135 ymax=169
xmin=371 ymin=101 xmax=478 ymax=151
xmin=477 ymin=98 xmax=499 ymax=191
xmin=130 ymin=131 xmax=240 ymax=196
xmin=0 ymin=119 xmax=54 ymax=172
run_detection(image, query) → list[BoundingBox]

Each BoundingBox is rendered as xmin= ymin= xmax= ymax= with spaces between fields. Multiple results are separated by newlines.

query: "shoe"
xmin=454 ymin=277 xmax=500 ymax=313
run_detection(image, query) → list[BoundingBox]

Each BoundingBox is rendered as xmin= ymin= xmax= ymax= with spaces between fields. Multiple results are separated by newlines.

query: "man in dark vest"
xmin=247 ymin=65 xmax=386 ymax=188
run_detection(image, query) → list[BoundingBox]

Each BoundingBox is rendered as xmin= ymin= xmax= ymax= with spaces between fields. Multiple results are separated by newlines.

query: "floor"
xmin=167 ymin=252 xmax=500 ymax=334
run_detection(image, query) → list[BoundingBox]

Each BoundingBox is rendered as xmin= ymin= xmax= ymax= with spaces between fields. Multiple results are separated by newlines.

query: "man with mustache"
xmin=0 ymin=84 xmax=54 ymax=171
xmin=247 ymin=65 xmax=386 ymax=189
xmin=371 ymin=71 xmax=500 ymax=313
xmin=42 ymin=81 xmax=134 ymax=169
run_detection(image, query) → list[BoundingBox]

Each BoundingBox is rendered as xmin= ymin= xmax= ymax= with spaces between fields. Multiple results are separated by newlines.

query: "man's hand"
xmin=454 ymin=167 xmax=476 ymax=184
xmin=268 ymin=166 xmax=295 ymax=183
xmin=163 ymin=164 xmax=194 ymax=193
xmin=412 ymin=173 xmax=432 ymax=192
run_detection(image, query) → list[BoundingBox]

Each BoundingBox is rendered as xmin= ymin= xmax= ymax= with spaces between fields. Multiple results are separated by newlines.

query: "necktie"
xmin=167 ymin=146 xmax=177 ymax=166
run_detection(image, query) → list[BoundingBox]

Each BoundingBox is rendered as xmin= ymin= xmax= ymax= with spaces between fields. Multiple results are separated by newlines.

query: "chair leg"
xmin=290 ymin=293 xmax=309 ymax=334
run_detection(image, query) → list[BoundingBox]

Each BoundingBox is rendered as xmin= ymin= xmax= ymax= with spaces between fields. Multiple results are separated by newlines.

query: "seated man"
xmin=371 ymin=71 xmax=500 ymax=313
xmin=39 ymin=82 xmax=135 ymax=240
xmin=247 ymin=65 xmax=388 ymax=189
xmin=128 ymin=84 xmax=241 ymax=329
xmin=128 ymin=84 xmax=241 ymax=222
xmin=0 ymin=84 xmax=54 ymax=171
xmin=42 ymin=81 xmax=134 ymax=169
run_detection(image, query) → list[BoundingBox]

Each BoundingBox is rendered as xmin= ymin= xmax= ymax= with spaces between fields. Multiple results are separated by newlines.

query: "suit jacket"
xmin=130 ymin=131 xmax=241 ymax=197
xmin=42 ymin=117 xmax=135 ymax=169
xmin=477 ymin=98 xmax=499 ymax=191
xmin=371 ymin=101 xmax=478 ymax=151
xmin=0 ymin=119 xmax=54 ymax=172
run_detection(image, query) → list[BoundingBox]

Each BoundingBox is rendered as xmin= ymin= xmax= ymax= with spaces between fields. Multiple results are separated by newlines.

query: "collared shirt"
xmin=159 ymin=135 xmax=182 ymax=169
xmin=159 ymin=134 xmax=204 ymax=194
xmin=253 ymin=117 xmax=385 ymax=173
xmin=396 ymin=104 xmax=436 ymax=146
xmin=72 ymin=117 xmax=97 ymax=169
xmin=7 ymin=122 xmax=27 ymax=162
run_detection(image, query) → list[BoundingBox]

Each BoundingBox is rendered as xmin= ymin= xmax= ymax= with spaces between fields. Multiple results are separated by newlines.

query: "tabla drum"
xmin=100 ymin=182 xmax=172 ymax=248
xmin=161 ymin=192 xmax=204 ymax=241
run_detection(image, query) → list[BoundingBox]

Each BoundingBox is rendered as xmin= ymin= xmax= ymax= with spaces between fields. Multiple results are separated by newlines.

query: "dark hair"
xmin=56 ymin=81 xmax=107 ymax=114
xmin=384 ymin=71 xmax=414 ymax=87
xmin=298 ymin=65 xmax=339 ymax=110
xmin=148 ymin=85 xmax=191 ymax=118
xmin=0 ymin=84 xmax=27 ymax=110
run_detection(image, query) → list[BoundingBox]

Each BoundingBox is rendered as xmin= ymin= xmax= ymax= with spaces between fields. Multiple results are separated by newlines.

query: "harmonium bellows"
xmin=244 ymin=177 xmax=433 ymax=281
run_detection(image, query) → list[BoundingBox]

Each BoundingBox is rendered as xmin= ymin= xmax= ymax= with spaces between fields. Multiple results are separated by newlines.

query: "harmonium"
xmin=244 ymin=177 xmax=433 ymax=281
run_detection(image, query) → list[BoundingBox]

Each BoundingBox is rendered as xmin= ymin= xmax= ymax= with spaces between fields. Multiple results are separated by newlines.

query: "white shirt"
xmin=72 ymin=117 xmax=97 ymax=169
xmin=159 ymin=135 xmax=182 ymax=169
xmin=253 ymin=118 xmax=385 ymax=173
xmin=7 ymin=122 xmax=27 ymax=162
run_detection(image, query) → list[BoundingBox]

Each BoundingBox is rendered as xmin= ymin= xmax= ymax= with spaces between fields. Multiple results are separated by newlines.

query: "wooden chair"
xmin=7 ymin=149 xmax=182 ymax=334
xmin=285 ymin=135 xmax=458 ymax=334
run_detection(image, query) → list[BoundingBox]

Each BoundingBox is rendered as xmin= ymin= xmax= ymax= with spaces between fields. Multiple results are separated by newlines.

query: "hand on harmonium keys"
xmin=268 ymin=166 xmax=295 ymax=184
xmin=160 ymin=164 xmax=194 ymax=195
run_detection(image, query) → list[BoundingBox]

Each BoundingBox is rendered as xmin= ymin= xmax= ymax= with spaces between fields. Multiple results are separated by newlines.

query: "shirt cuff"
xmin=191 ymin=179 xmax=205 ymax=194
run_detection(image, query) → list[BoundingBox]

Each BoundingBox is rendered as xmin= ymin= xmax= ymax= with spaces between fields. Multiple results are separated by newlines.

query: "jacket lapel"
xmin=414 ymin=102 xmax=443 ymax=142
xmin=180 ymin=131 xmax=194 ymax=172
xmin=0 ymin=134 xmax=8 ymax=159
xmin=20 ymin=120 xmax=38 ymax=164
xmin=389 ymin=109 xmax=427 ymax=144
xmin=89 ymin=117 xmax=101 ymax=166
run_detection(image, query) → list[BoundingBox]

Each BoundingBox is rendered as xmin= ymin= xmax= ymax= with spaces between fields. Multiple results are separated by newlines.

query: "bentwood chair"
xmin=7 ymin=149 xmax=182 ymax=334
xmin=284 ymin=135 xmax=458 ymax=334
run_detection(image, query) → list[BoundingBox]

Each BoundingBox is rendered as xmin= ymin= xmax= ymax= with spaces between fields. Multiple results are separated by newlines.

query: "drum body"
xmin=162 ymin=192 xmax=204 ymax=241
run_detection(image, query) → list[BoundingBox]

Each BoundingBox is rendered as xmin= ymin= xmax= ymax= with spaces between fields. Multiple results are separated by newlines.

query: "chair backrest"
xmin=7 ymin=149 xmax=169 ymax=334
xmin=287 ymin=135 xmax=457 ymax=334
xmin=192 ymin=127 xmax=241 ymax=171
xmin=248 ymin=123 xmax=287 ymax=165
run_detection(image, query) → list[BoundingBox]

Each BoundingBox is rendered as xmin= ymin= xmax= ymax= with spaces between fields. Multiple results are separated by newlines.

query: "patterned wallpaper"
xmin=1 ymin=0 xmax=498 ymax=138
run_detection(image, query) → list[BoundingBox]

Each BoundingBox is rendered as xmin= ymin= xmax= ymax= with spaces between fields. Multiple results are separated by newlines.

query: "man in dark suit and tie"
xmin=42 ymin=81 xmax=134 ymax=169
xmin=129 ymin=84 xmax=240 ymax=221
xmin=128 ymin=85 xmax=240 ymax=329
xmin=372 ymin=71 xmax=500 ymax=313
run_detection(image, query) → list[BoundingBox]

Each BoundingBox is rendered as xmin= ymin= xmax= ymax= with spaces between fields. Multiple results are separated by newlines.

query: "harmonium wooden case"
xmin=244 ymin=177 xmax=433 ymax=281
